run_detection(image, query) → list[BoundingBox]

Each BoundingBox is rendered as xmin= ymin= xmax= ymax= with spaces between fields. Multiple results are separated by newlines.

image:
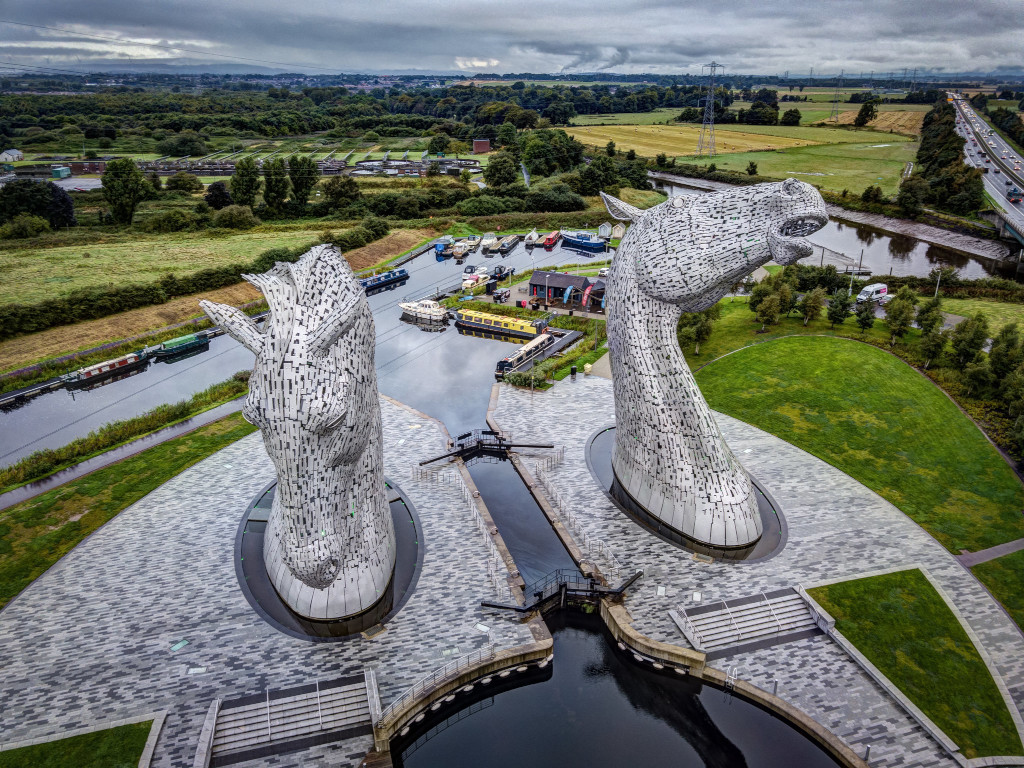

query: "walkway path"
xmin=958 ymin=537 xmax=1024 ymax=567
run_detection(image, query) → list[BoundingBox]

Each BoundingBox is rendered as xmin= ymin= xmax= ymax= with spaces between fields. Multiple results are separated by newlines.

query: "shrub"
xmin=164 ymin=172 xmax=204 ymax=193
xmin=204 ymin=181 xmax=234 ymax=210
xmin=144 ymin=209 xmax=198 ymax=233
xmin=334 ymin=226 xmax=372 ymax=250
xmin=0 ymin=213 xmax=51 ymax=239
xmin=212 ymin=204 xmax=260 ymax=230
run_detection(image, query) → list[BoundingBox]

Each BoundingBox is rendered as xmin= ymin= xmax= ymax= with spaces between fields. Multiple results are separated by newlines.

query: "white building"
xmin=0 ymin=149 xmax=24 ymax=162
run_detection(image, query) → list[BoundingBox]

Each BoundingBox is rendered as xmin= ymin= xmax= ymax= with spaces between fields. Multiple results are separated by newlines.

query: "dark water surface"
xmin=397 ymin=613 xmax=839 ymax=768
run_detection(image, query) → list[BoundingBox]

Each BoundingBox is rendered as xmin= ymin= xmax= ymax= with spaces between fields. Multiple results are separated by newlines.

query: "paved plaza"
xmin=0 ymin=397 xmax=534 ymax=768
xmin=492 ymin=375 xmax=1024 ymax=768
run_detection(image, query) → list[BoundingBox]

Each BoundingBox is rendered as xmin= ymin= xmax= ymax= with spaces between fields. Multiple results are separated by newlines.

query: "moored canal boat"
xmin=560 ymin=230 xmax=606 ymax=252
xmin=454 ymin=308 xmax=548 ymax=339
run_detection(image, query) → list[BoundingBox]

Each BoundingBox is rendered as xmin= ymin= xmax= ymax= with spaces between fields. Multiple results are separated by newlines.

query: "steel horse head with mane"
xmin=201 ymin=244 xmax=395 ymax=619
xmin=602 ymin=179 xmax=827 ymax=548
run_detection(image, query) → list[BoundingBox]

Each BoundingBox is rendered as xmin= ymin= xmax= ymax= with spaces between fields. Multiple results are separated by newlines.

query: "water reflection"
xmin=396 ymin=613 xmax=839 ymax=768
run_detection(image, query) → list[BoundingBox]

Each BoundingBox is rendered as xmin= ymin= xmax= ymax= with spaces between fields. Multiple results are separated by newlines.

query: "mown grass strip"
xmin=972 ymin=550 xmax=1024 ymax=636
xmin=0 ymin=412 xmax=257 ymax=609
xmin=0 ymin=721 xmax=152 ymax=768
xmin=809 ymin=570 xmax=1023 ymax=759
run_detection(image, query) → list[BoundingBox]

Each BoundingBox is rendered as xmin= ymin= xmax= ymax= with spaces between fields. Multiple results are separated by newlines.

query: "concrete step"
xmin=673 ymin=590 xmax=818 ymax=652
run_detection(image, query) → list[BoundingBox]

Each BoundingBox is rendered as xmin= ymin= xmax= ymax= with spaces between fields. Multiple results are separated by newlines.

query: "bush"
xmin=144 ymin=209 xmax=199 ymax=233
xmin=333 ymin=226 xmax=373 ymax=250
xmin=0 ymin=213 xmax=51 ymax=239
xmin=212 ymin=204 xmax=260 ymax=230
xmin=204 ymin=181 xmax=233 ymax=210
xmin=457 ymin=195 xmax=514 ymax=216
xmin=164 ymin=172 xmax=204 ymax=193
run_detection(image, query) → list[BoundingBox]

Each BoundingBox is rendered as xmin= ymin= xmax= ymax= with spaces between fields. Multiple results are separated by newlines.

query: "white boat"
xmin=453 ymin=241 xmax=471 ymax=258
xmin=474 ymin=265 xmax=490 ymax=276
xmin=524 ymin=229 xmax=539 ymax=246
xmin=398 ymin=299 xmax=448 ymax=323
xmin=465 ymin=235 xmax=482 ymax=251
xmin=480 ymin=232 xmax=498 ymax=251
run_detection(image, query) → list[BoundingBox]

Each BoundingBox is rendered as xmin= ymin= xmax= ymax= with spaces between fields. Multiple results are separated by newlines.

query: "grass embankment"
xmin=0 ymin=374 xmax=249 ymax=493
xmin=809 ymin=569 xmax=1023 ymax=759
xmin=0 ymin=720 xmax=152 ymax=768
xmin=0 ymin=412 xmax=257 ymax=609
xmin=694 ymin=335 xmax=1024 ymax=553
xmin=973 ymin=551 xmax=1024 ymax=632
xmin=937 ymin=297 xmax=1024 ymax=336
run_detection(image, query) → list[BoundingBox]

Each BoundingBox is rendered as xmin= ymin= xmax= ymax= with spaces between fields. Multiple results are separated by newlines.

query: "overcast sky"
xmin=2 ymin=0 xmax=1023 ymax=77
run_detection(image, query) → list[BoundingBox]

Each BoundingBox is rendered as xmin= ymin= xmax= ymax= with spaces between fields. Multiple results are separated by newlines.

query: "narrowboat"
xmin=154 ymin=332 xmax=210 ymax=359
xmin=454 ymin=308 xmax=548 ymax=339
xmin=524 ymin=229 xmax=540 ymax=247
xmin=480 ymin=232 xmax=498 ymax=252
xmin=495 ymin=332 xmax=556 ymax=379
xmin=497 ymin=235 xmax=519 ymax=254
xmin=560 ymin=230 xmax=606 ymax=252
xmin=359 ymin=268 xmax=409 ymax=292
xmin=63 ymin=351 xmax=148 ymax=387
xmin=542 ymin=230 xmax=560 ymax=247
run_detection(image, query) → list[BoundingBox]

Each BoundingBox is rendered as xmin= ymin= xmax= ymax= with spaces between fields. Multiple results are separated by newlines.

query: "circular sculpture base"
xmin=234 ymin=478 xmax=423 ymax=641
xmin=586 ymin=426 xmax=787 ymax=562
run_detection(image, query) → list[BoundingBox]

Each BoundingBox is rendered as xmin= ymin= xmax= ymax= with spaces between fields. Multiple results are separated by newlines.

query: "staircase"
xmin=210 ymin=672 xmax=378 ymax=764
xmin=670 ymin=588 xmax=819 ymax=660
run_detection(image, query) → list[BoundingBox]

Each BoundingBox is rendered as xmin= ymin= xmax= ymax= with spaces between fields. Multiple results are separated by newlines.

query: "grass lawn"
xmin=0 ymin=720 xmax=151 ymax=768
xmin=936 ymin=297 xmax=1024 ymax=336
xmin=0 ymin=413 xmax=257 ymax=609
xmin=973 ymin=550 xmax=1024 ymax=633
xmin=694 ymin=333 xmax=1024 ymax=553
xmin=808 ymin=569 xmax=1022 ymax=758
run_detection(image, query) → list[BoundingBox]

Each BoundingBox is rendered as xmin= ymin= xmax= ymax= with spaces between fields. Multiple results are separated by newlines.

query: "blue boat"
xmin=560 ymin=230 xmax=606 ymax=252
xmin=359 ymin=268 xmax=409 ymax=292
xmin=434 ymin=235 xmax=455 ymax=257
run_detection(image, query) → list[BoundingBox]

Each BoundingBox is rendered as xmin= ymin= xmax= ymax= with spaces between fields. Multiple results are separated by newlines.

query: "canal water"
xmin=0 ymin=235 xmax=848 ymax=764
xmin=663 ymin=183 xmax=1023 ymax=280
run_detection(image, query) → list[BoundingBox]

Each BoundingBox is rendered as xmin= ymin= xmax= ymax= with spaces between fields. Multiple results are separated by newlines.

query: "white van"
xmin=856 ymin=283 xmax=889 ymax=305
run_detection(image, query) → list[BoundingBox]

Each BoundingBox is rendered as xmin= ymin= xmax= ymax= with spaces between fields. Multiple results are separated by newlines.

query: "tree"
xmin=885 ymin=297 xmax=914 ymax=344
xmin=0 ymin=180 xmax=75 ymax=229
xmin=989 ymin=323 xmax=1023 ymax=381
xmin=897 ymin=175 xmax=929 ymax=216
xmin=625 ymin=149 xmax=637 ymax=161
xmin=951 ymin=312 xmax=990 ymax=365
xmin=756 ymin=294 xmax=781 ymax=331
xmin=483 ymin=152 xmax=517 ymax=187
xmin=780 ymin=108 xmax=802 ymax=126
xmin=230 ymin=157 xmax=261 ymax=209
xmin=748 ymin=281 xmax=774 ymax=313
xmin=288 ymin=155 xmax=320 ymax=207
xmin=164 ymin=172 xmax=203 ymax=193
xmin=915 ymin=297 xmax=944 ymax=336
xmin=746 ymin=161 xmax=758 ymax=175
xmin=149 ymin=172 xmax=162 ymax=192
xmin=919 ymin=329 xmax=949 ymax=369
xmin=861 ymin=185 xmax=884 ymax=203
xmin=497 ymin=122 xmax=518 ymax=148
xmin=854 ymin=100 xmax=879 ymax=127
xmin=798 ymin=286 xmax=826 ymax=326
xmin=321 ymin=175 xmax=361 ymax=211
xmin=426 ymin=161 xmax=441 ymax=177
xmin=204 ymin=181 xmax=233 ymax=210
xmin=855 ymin=300 xmax=875 ymax=334
xmin=101 ymin=158 xmax=149 ymax=225
xmin=262 ymin=158 xmax=290 ymax=212
xmin=964 ymin=358 xmax=993 ymax=397
xmin=605 ymin=141 xmax=616 ymax=157
xmin=692 ymin=313 xmax=714 ymax=354
xmin=826 ymin=290 xmax=851 ymax=329
xmin=427 ymin=134 xmax=450 ymax=154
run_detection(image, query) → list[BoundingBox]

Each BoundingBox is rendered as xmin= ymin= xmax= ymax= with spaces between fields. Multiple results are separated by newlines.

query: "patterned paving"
xmin=0 ymin=397 xmax=533 ymax=768
xmin=493 ymin=375 xmax=1024 ymax=768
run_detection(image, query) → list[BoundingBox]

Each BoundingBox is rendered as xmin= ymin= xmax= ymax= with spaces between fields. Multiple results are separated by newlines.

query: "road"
xmin=950 ymin=95 xmax=1024 ymax=235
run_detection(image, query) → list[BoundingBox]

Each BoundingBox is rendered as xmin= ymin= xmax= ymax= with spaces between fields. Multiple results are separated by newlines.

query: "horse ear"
xmin=601 ymin=191 xmax=642 ymax=222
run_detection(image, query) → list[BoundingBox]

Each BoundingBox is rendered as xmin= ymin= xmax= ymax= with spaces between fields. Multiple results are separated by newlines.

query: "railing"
xmin=410 ymin=465 xmax=512 ymax=603
xmin=534 ymin=464 xmax=624 ymax=583
xmin=760 ymin=589 xmax=784 ymax=637
xmin=377 ymin=644 xmax=496 ymax=729
xmin=674 ymin=605 xmax=704 ymax=650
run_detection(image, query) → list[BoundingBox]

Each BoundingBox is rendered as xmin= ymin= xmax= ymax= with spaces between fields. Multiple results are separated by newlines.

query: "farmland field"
xmin=567 ymin=123 xmax=820 ymax=156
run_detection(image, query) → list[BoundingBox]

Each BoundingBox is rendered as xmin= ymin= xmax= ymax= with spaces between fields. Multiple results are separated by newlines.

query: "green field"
xmin=809 ymin=569 xmax=1022 ymax=759
xmin=937 ymin=297 xmax=1024 ymax=335
xmin=571 ymin=108 xmax=681 ymax=126
xmin=694 ymin=335 xmax=1024 ymax=553
xmin=0 ymin=721 xmax=151 ymax=768
xmin=709 ymin=140 xmax=917 ymax=196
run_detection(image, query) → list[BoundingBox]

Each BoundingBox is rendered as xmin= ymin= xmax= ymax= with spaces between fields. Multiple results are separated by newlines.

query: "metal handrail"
xmin=377 ymin=644 xmax=496 ymax=729
xmin=760 ymin=589 xmax=784 ymax=636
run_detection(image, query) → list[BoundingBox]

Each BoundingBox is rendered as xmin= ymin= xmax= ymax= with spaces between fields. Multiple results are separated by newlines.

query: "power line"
xmin=696 ymin=61 xmax=723 ymax=158
xmin=0 ymin=20 xmax=348 ymax=74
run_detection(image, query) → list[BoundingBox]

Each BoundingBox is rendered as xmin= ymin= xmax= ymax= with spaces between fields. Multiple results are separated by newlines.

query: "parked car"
xmin=598 ymin=267 xmax=610 ymax=278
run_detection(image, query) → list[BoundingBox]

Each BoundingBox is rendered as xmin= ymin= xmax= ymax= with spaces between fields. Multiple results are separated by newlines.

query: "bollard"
xmin=571 ymin=365 xmax=577 ymax=380
xmin=864 ymin=744 xmax=871 ymax=762
xmin=772 ymin=678 xmax=778 ymax=696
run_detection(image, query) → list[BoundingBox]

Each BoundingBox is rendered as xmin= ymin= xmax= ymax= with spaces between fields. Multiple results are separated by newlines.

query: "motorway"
xmin=950 ymin=95 xmax=1024 ymax=236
